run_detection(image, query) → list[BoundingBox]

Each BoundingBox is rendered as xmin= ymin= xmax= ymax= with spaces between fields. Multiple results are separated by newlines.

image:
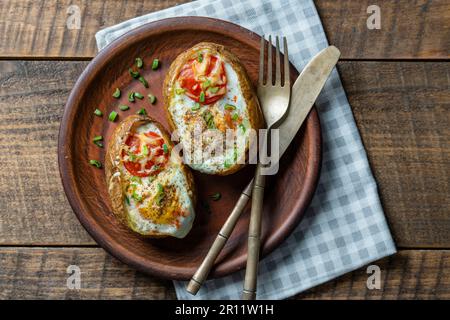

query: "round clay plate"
xmin=58 ymin=17 xmax=321 ymax=280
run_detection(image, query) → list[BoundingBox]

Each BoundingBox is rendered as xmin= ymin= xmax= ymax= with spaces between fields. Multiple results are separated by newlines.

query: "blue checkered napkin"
xmin=96 ymin=0 xmax=396 ymax=300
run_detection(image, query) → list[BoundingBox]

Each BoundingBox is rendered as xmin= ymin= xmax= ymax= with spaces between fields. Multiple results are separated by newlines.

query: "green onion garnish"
xmin=175 ymin=88 xmax=186 ymax=95
xmin=202 ymin=111 xmax=215 ymax=129
xmin=142 ymin=145 xmax=149 ymax=156
xmin=131 ymin=176 xmax=142 ymax=184
xmin=94 ymin=141 xmax=103 ymax=148
xmin=119 ymin=105 xmax=130 ymax=111
xmin=148 ymin=94 xmax=156 ymax=104
xmin=112 ymin=88 xmax=121 ymax=98
xmin=199 ymin=91 xmax=205 ymax=103
xmin=209 ymin=86 xmax=219 ymax=94
xmin=224 ymin=160 xmax=231 ymax=168
xmin=224 ymin=104 xmax=236 ymax=110
xmin=94 ymin=109 xmax=103 ymax=117
xmin=191 ymin=103 xmax=201 ymax=111
xmin=151 ymin=59 xmax=159 ymax=70
xmin=93 ymin=135 xmax=103 ymax=142
xmin=137 ymin=108 xmax=147 ymax=115
xmin=89 ymin=160 xmax=102 ymax=168
xmin=239 ymin=124 xmax=246 ymax=132
xmin=138 ymin=76 xmax=148 ymax=88
xmin=232 ymin=113 xmax=239 ymax=121
xmin=163 ymin=143 xmax=168 ymax=154
xmin=132 ymin=191 xmax=142 ymax=202
xmin=201 ymin=79 xmax=211 ymax=89
xmin=134 ymin=92 xmax=144 ymax=99
xmin=135 ymin=57 xmax=143 ymax=68
xmin=156 ymin=183 xmax=165 ymax=205
xmin=129 ymin=68 xmax=140 ymax=78
xmin=124 ymin=196 xmax=130 ymax=206
xmin=128 ymin=92 xmax=135 ymax=102
xmin=197 ymin=53 xmax=203 ymax=62
xmin=210 ymin=193 xmax=221 ymax=201
xmin=108 ymin=111 xmax=118 ymax=122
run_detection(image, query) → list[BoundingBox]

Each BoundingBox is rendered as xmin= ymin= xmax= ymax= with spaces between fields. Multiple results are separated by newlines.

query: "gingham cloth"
xmin=96 ymin=0 xmax=396 ymax=300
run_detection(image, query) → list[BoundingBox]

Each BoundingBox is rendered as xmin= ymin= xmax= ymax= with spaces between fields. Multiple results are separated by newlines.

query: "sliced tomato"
xmin=121 ymin=131 xmax=169 ymax=177
xmin=178 ymin=54 xmax=227 ymax=105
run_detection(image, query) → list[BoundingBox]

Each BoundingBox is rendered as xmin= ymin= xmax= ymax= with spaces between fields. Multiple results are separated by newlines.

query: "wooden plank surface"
xmin=0 ymin=60 xmax=449 ymax=247
xmin=0 ymin=0 xmax=449 ymax=59
xmin=0 ymin=248 xmax=447 ymax=299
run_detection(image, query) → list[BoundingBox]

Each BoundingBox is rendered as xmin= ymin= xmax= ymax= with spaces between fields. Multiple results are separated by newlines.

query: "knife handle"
xmin=186 ymin=180 xmax=253 ymax=295
xmin=242 ymin=164 xmax=266 ymax=300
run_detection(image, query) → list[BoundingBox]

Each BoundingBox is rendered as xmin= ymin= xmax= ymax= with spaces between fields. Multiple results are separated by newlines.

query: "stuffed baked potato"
xmin=163 ymin=42 xmax=264 ymax=175
xmin=105 ymin=115 xmax=196 ymax=238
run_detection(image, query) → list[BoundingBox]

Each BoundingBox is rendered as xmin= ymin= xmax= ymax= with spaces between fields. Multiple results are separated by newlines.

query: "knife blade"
xmin=186 ymin=46 xmax=341 ymax=295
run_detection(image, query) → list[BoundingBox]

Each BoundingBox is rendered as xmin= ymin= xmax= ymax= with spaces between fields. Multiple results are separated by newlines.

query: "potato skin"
xmin=105 ymin=115 xmax=196 ymax=237
xmin=163 ymin=42 xmax=265 ymax=175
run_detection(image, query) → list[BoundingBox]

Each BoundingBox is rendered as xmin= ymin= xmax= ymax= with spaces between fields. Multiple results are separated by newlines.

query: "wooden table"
xmin=0 ymin=0 xmax=449 ymax=299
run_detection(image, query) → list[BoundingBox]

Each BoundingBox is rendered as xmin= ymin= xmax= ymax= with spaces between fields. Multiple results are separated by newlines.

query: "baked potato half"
xmin=163 ymin=42 xmax=264 ymax=175
xmin=105 ymin=115 xmax=196 ymax=238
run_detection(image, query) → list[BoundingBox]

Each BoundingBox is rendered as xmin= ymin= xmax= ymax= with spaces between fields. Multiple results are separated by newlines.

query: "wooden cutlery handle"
xmin=186 ymin=180 xmax=253 ymax=295
xmin=243 ymin=164 xmax=266 ymax=300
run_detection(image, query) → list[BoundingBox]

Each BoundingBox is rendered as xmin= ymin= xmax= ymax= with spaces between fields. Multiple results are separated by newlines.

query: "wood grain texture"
xmin=0 ymin=0 xmax=449 ymax=59
xmin=295 ymin=250 xmax=450 ymax=300
xmin=1 ymin=60 xmax=449 ymax=247
xmin=338 ymin=61 xmax=450 ymax=248
xmin=0 ymin=247 xmax=176 ymax=299
xmin=0 ymin=248 xmax=448 ymax=299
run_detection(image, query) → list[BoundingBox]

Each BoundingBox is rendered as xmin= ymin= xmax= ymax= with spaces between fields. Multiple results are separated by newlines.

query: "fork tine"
xmin=267 ymin=35 xmax=272 ymax=86
xmin=283 ymin=37 xmax=290 ymax=86
xmin=275 ymin=36 xmax=281 ymax=85
xmin=259 ymin=36 xmax=265 ymax=85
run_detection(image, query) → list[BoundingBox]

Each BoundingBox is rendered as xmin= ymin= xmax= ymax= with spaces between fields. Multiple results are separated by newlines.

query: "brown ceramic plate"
xmin=58 ymin=17 xmax=321 ymax=280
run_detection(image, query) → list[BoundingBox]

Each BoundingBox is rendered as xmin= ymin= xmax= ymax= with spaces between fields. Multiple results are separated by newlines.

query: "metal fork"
xmin=242 ymin=35 xmax=291 ymax=300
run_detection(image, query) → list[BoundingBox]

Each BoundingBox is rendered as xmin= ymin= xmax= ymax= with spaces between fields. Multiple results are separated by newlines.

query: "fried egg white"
xmin=116 ymin=123 xmax=195 ymax=238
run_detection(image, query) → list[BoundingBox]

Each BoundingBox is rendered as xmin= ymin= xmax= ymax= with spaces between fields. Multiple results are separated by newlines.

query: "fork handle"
xmin=242 ymin=164 xmax=266 ymax=300
xmin=186 ymin=180 xmax=254 ymax=295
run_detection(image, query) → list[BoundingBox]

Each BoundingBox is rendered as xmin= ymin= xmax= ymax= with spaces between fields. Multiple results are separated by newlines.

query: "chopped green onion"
xmin=108 ymin=111 xmax=118 ymax=122
xmin=112 ymin=88 xmax=121 ymax=98
xmin=202 ymin=111 xmax=215 ymax=129
xmin=199 ymin=91 xmax=205 ymax=103
xmin=135 ymin=57 xmax=143 ymax=68
xmin=132 ymin=191 xmax=142 ymax=202
xmin=134 ymin=92 xmax=144 ymax=99
xmin=210 ymin=193 xmax=221 ymax=201
xmin=142 ymin=145 xmax=149 ymax=156
xmin=239 ymin=124 xmax=246 ymax=132
xmin=94 ymin=141 xmax=103 ymax=148
xmin=138 ymin=76 xmax=148 ymax=88
xmin=94 ymin=109 xmax=103 ymax=117
xmin=124 ymin=196 xmax=130 ymax=206
xmin=209 ymin=86 xmax=219 ymax=94
xmin=151 ymin=59 xmax=159 ymax=70
xmin=197 ymin=53 xmax=203 ymax=62
xmin=224 ymin=104 xmax=236 ymax=110
xmin=224 ymin=160 xmax=231 ymax=168
xmin=148 ymin=94 xmax=157 ymax=104
xmin=191 ymin=103 xmax=201 ymax=111
xmin=89 ymin=160 xmax=101 ymax=168
xmin=163 ymin=143 xmax=168 ymax=154
xmin=232 ymin=113 xmax=239 ymax=121
xmin=129 ymin=68 xmax=140 ymax=78
xmin=175 ymin=88 xmax=186 ymax=95
xmin=119 ymin=105 xmax=130 ymax=111
xmin=156 ymin=183 xmax=165 ymax=205
xmin=93 ymin=135 xmax=103 ymax=142
xmin=137 ymin=108 xmax=147 ymax=115
xmin=128 ymin=92 xmax=135 ymax=102
xmin=131 ymin=176 xmax=142 ymax=184
xmin=201 ymin=79 xmax=211 ymax=89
